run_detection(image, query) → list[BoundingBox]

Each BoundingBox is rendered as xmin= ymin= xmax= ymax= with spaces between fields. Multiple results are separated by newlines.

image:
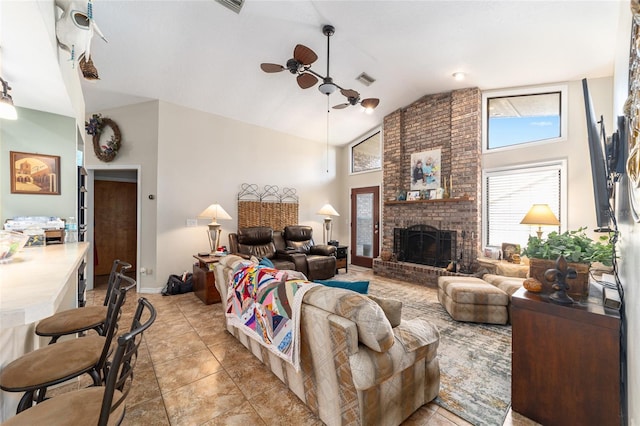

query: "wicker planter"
xmin=528 ymin=258 xmax=590 ymax=302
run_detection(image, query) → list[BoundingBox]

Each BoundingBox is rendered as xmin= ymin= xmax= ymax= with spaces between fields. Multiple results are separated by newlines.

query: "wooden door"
xmin=350 ymin=186 xmax=380 ymax=268
xmin=94 ymin=180 xmax=137 ymax=275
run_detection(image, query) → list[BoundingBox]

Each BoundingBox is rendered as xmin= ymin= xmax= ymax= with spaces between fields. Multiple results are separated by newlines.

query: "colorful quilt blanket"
xmin=225 ymin=264 xmax=319 ymax=371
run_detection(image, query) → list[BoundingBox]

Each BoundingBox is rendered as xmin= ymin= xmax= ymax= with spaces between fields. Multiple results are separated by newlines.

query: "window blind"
xmin=485 ymin=165 xmax=561 ymax=248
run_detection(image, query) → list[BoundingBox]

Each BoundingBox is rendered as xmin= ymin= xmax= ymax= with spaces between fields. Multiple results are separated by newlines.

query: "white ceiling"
xmin=2 ymin=0 xmax=623 ymax=146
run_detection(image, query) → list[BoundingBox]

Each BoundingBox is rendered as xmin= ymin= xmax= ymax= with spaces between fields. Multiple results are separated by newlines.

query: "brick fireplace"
xmin=373 ymin=88 xmax=482 ymax=287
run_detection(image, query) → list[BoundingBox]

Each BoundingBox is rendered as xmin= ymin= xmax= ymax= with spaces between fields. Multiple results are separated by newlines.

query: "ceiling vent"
xmin=215 ymin=0 xmax=244 ymax=14
xmin=356 ymin=72 xmax=375 ymax=87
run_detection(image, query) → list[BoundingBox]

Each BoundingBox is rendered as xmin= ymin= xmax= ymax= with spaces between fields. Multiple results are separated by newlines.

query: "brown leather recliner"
xmin=281 ymin=225 xmax=336 ymax=280
xmin=228 ymin=227 xmax=298 ymax=271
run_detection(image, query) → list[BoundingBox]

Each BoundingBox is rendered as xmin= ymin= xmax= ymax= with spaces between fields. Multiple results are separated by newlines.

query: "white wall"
xmin=0 ymin=107 xmax=77 ymax=222
xmin=482 ymin=77 xmax=613 ymax=240
xmin=612 ymin=3 xmax=638 ymax=424
xmin=154 ymin=101 xmax=340 ymax=289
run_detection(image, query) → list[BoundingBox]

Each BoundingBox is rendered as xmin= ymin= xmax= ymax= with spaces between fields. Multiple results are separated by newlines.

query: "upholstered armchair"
xmin=280 ymin=225 xmax=336 ymax=280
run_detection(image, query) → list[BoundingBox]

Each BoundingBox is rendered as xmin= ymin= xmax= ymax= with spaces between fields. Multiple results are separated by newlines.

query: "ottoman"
xmin=437 ymin=276 xmax=509 ymax=325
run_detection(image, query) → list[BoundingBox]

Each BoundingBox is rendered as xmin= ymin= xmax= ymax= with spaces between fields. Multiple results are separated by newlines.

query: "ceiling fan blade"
xmin=293 ymin=44 xmax=318 ymax=65
xmin=261 ymin=63 xmax=285 ymax=73
xmin=297 ymin=73 xmax=318 ymax=89
xmin=341 ymin=89 xmax=359 ymax=99
xmin=332 ymin=103 xmax=349 ymax=109
xmin=361 ymin=98 xmax=380 ymax=109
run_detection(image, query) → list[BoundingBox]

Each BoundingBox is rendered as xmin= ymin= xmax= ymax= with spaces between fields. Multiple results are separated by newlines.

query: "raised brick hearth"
xmin=372 ymin=259 xmax=475 ymax=288
xmin=376 ymin=88 xmax=482 ymax=283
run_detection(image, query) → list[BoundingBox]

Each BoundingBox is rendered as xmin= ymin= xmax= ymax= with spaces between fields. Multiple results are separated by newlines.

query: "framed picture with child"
xmin=410 ymin=148 xmax=441 ymax=191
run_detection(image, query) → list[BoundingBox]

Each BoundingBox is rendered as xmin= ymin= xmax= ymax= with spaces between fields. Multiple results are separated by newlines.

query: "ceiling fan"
xmin=260 ymin=25 xmax=380 ymax=112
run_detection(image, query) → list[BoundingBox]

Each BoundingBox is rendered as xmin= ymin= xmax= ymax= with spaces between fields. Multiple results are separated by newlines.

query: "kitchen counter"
xmin=0 ymin=242 xmax=89 ymax=328
xmin=0 ymin=242 xmax=89 ymax=421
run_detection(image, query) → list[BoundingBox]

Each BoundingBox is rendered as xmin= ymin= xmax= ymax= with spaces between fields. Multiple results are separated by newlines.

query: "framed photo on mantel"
xmin=10 ymin=151 xmax=61 ymax=195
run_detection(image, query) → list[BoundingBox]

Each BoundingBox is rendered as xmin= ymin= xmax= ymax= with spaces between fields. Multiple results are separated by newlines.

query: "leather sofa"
xmin=213 ymin=255 xmax=441 ymax=426
xmin=228 ymin=226 xmax=297 ymax=270
xmin=228 ymin=226 xmax=337 ymax=280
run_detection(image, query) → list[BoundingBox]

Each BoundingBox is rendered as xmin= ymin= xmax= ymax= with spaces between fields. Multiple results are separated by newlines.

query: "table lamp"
xmin=198 ymin=203 xmax=232 ymax=253
xmin=520 ymin=204 xmax=560 ymax=239
xmin=317 ymin=204 xmax=340 ymax=244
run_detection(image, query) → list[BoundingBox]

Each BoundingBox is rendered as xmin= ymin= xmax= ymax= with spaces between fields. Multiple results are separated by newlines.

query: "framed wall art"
xmin=410 ymin=148 xmax=441 ymax=190
xmin=10 ymin=151 xmax=61 ymax=195
xmin=406 ymin=190 xmax=420 ymax=201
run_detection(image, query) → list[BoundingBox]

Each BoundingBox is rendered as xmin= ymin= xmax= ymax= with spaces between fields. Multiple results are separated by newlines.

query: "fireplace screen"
xmin=394 ymin=225 xmax=456 ymax=268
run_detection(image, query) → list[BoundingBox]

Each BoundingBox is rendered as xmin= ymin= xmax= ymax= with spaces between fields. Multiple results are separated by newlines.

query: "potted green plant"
xmin=522 ymin=227 xmax=613 ymax=301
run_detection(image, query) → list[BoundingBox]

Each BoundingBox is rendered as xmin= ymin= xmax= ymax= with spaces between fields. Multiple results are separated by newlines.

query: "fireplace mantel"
xmin=385 ymin=196 xmax=474 ymax=206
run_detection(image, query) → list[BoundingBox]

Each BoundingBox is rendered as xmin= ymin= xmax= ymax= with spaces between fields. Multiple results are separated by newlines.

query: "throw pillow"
xmin=368 ymin=295 xmax=402 ymax=327
xmin=259 ymin=257 xmax=275 ymax=268
xmin=313 ymin=279 xmax=369 ymax=295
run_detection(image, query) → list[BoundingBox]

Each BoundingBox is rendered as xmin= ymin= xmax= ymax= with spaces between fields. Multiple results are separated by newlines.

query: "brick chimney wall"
xmin=375 ymin=88 xmax=482 ymax=284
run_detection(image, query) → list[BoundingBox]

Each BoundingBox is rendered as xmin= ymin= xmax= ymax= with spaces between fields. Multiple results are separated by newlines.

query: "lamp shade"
xmin=198 ymin=204 xmax=232 ymax=224
xmin=317 ymin=204 xmax=340 ymax=217
xmin=520 ymin=204 xmax=560 ymax=226
xmin=0 ymin=78 xmax=17 ymax=120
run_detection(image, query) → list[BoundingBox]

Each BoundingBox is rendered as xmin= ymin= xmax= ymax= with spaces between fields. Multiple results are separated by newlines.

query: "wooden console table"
xmin=511 ymin=287 xmax=621 ymax=426
xmin=192 ymin=254 xmax=221 ymax=305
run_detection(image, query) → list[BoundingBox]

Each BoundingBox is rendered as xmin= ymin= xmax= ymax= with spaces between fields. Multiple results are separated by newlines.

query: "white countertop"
xmin=0 ymin=242 xmax=89 ymax=328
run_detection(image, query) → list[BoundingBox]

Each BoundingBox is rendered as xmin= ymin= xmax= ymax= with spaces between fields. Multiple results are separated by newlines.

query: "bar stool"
xmin=2 ymin=297 xmax=157 ymax=426
xmin=0 ymin=273 xmax=136 ymax=413
xmin=35 ymin=259 xmax=132 ymax=344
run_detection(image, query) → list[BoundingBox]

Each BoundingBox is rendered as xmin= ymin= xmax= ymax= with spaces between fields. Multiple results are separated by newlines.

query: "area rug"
xmin=346 ymin=270 xmax=512 ymax=426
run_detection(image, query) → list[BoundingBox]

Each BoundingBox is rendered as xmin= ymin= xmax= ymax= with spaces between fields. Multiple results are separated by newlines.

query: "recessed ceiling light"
xmin=452 ymin=72 xmax=465 ymax=81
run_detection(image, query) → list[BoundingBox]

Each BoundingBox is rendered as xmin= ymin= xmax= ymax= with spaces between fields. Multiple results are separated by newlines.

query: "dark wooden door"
xmin=350 ymin=186 xmax=380 ymax=268
xmin=94 ymin=180 xmax=137 ymax=275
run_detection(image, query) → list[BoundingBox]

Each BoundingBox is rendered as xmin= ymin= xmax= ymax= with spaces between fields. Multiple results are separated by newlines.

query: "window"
xmin=482 ymin=85 xmax=568 ymax=151
xmin=351 ymin=130 xmax=381 ymax=174
xmin=483 ymin=161 xmax=566 ymax=249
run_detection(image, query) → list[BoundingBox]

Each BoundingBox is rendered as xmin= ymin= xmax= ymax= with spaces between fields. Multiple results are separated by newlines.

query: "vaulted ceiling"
xmin=1 ymin=1 xmax=623 ymax=145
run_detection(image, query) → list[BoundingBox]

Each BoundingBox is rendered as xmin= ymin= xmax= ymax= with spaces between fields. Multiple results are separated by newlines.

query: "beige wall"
xmin=613 ymin=2 xmax=638 ymax=423
xmin=155 ymin=101 xmax=341 ymax=285
xmin=84 ymin=101 xmax=159 ymax=291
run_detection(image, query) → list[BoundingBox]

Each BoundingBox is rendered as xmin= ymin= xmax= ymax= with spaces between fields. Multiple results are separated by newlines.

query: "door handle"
xmin=374 ymin=222 xmax=379 ymax=234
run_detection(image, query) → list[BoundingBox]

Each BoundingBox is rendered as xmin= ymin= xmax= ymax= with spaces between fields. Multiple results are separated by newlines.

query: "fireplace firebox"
xmin=393 ymin=225 xmax=456 ymax=268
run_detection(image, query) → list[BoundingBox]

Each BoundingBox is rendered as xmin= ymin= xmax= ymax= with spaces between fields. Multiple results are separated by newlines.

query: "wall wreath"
xmin=85 ymin=114 xmax=122 ymax=162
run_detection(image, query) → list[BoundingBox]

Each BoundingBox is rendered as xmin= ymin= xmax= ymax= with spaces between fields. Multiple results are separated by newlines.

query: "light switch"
xmin=186 ymin=219 xmax=198 ymax=227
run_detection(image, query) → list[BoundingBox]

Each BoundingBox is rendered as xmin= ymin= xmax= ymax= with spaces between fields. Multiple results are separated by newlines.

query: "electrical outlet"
xmin=186 ymin=219 xmax=198 ymax=227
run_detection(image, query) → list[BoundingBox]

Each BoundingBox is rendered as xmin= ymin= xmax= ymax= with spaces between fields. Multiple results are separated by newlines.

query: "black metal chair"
xmin=1 ymin=297 xmax=157 ymax=425
xmin=0 ymin=273 xmax=136 ymax=413
xmin=35 ymin=259 xmax=132 ymax=344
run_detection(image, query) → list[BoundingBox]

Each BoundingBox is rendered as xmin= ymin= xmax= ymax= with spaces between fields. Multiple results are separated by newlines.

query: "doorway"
xmin=92 ymin=170 xmax=138 ymax=288
xmin=350 ymin=186 xmax=380 ymax=268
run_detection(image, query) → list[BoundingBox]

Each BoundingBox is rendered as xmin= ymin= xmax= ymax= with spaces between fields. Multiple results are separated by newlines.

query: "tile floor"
xmin=53 ymin=266 xmax=538 ymax=425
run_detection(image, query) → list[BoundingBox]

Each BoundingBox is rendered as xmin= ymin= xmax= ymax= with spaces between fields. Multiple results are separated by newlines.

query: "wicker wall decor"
xmin=237 ymin=183 xmax=299 ymax=230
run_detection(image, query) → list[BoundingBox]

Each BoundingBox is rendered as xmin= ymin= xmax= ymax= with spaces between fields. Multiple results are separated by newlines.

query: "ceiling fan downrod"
xmin=318 ymin=25 xmax=337 ymax=95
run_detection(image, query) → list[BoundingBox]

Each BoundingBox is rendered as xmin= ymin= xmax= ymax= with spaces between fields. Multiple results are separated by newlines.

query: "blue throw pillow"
xmin=314 ymin=279 xmax=369 ymax=294
xmin=259 ymin=257 xmax=275 ymax=268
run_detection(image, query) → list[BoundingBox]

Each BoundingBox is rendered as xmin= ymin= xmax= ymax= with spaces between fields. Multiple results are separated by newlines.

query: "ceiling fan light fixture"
xmin=318 ymin=78 xmax=338 ymax=95
xmin=452 ymin=72 xmax=465 ymax=81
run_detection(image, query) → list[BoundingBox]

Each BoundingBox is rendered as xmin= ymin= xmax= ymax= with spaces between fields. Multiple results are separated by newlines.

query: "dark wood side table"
xmin=192 ymin=254 xmax=221 ymax=305
xmin=335 ymin=245 xmax=348 ymax=273
xmin=511 ymin=287 xmax=621 ymax=426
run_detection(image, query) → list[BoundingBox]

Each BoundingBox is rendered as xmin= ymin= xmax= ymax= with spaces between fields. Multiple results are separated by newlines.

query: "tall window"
xmin=483 ymin=161 xmax=565 ymax=248
xmin=350 ymin=130 xmax=381 ymax=174
xmin=482 ymin=85 xmax=568 ymax=152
